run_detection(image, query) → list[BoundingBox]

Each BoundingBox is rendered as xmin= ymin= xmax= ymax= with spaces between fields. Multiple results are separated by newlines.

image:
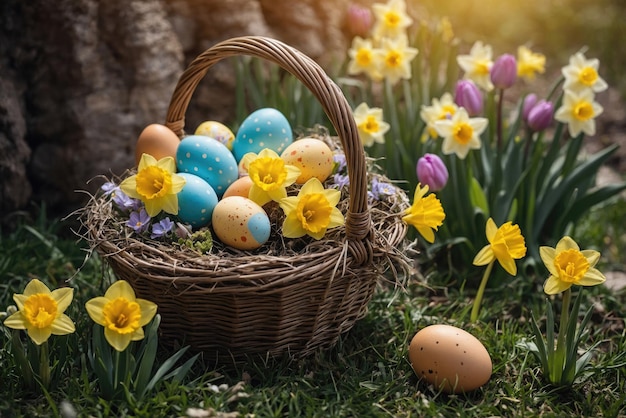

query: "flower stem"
xmin=496 ymin=89 xmax=505 ymax=150
xmin=471 ymin=260 xmax=495 ymax=322
xmin=39 ymin=341 xmax=50 ymax=390
xmin=552 ymin=287 xmax=572 ymax=384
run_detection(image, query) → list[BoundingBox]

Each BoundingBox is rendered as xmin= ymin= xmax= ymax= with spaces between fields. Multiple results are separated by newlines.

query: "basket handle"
xmin=165 ymin=36 xmax=373 ymax=264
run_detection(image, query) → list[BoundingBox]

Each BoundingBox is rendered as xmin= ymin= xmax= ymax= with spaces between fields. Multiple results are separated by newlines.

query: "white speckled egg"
xmin=211 ymin=196 xmax=271 ymax=250
xmin=176 ymin=135 xmax=238 ymax=198
xmin=194 ymin=120 xmax=235 ymax=150
xmin=280 ymin=137 xmax=335 ymax=184
xmin=232 ymin=108 xmax=293 ymax=162
xmin=176 ymin=173 xmax=218 ymax=228
xmin=408 ymin=324 xmax=492 ymax=393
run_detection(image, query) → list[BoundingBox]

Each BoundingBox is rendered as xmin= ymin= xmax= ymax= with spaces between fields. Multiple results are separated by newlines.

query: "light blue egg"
xmin=176 ymin=173 xmax=218 ymax=228
xmin=246 ymin=212 xmax=271 ymax=245
xmin=232 ymin=108 xmax=293 ymax=161
xmin=176 ymin=135 xmax=238 ymax=198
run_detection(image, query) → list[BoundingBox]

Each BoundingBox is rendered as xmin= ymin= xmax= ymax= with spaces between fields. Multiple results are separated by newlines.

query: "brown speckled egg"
xmin=408 ymin=324 xmax=492 ymax=393
xmin=135 ymin=124 xmax=180 ymax=166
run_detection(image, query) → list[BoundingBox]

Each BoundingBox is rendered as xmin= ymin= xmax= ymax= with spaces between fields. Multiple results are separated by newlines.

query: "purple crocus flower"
xmin=127 ymin=208 xmax=151 ymax=233
xmin=332 ymin=173 xmax=350 ymax=190
xmin=151 ymin=217 xmax=174 ymax=239
xmin=101 ymin=181 xmax=119 ymax=196
xmin=491 ymin=54 xmax=517 ymax=89
xmin=333 ymin=153 xmax=347 ymax=174
xmin=112 ymin=190 xmax=142 ymax=211
xmin=368 ymin=177 xmax=395 ymax=201
xmin=416 ymin=153 xmax=449 ymax=191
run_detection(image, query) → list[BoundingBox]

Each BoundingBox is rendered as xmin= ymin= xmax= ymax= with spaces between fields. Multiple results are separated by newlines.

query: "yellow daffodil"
xmin=473 ymin=218 xmax=527 ymax=275
xmin=353 ymin=102 xmax=390 ymax=147
xmin=375 ymin=36 xmax=418 ymax=86
xmin=554 ymin=89 xmax=603 ymax=137
xmin=540 ymin=236 xmax=606 ymax=295
xmin=561 ymin=52 xmax=608 ymax=94
xmin=434 ymin=107 xmax=488 ymax=159
xmin=516 ymin=45 xmax=546 ymax=80
xmin=419 ymin=93 xmax=459 ymax=139
xmin=4 ymin=279 xmax=75 ymax=345
xmin=241 ymin=148 xmax=301 ymax=206
xmin=120 ymin=154 xmax=186 ymax=217
xmin=437 ymin=17 xmax=455 ymax=44
xmin=85 ymin=280 xmax=157 ymax=352
xmin=457 ymin=41 xmax=494 ymax=91
xmin=402 ymin=183 xmax=445 ymax=243
xmin=279 ymin=178 xmax=344 ymax=240
xmin=371 ymin=0 xmax=413 ymax=40
xmin=347 ymin=37 xmax=382 ymax=81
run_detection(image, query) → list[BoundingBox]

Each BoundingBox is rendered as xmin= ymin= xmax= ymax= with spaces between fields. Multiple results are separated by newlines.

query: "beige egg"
xmin=211 ymin=196 xmax=270 ymax=251
xmin=408 ymin=324 xmax=492 ymax=393
xmin=280 ymin=137 xmax=334 ymax=184
xmin=195 ymin=120 xmax=235 ymax=150
xmin=223 ymin=176 xmax=253 ymax=199
xmin=135 ymin=124 xmax=180 ymax=166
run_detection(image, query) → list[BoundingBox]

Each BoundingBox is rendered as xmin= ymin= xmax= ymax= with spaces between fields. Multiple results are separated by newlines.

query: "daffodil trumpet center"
xmin=579 ymin=66 xmax=598 ymax=86
xmin=249 ymin=157 xmax=287 ymax=191
xmin=24 ymin=294 xmax=58 ymax=329
xmin=573 ymin=101 xmax=594 ymax=121
xmin=386 ymin=51 xmax=402 ymax=68
xmin=384 ymin=12 xmax=400 ymax=28
xmin=296 ymin=193 xmax=332 ymax=233
xmin=102 ymin=297 xmax=142 ymax=335
xmin=453 ymin=122 xmax=473 ymax=145
xmin=554 ymin=249 xmax=590 ymax=283
xmin=136 ymin=166 xmax=173 ymax=200
xmin=360 ymin=116 xmax=380 ymax=134
xmin=356 ymin=48 xmax=372 ymax=67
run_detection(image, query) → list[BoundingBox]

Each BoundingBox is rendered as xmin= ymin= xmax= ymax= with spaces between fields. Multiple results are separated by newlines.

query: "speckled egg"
xmin=408 ymin=324 xmax=492 ymax=393
xmin=176 ymin=173 xmax=218 ymax=228
xmin=176 ymin=135 xmax=239 ymax=198
xmin=135 ymin=124 xmax=180 ymax=166
xmin=211 ymin=196 xmax=271 ymax=250
xmin=222 ymin=175 xmax=253 ymax=199
xmin=195 ymin=120 xmax=235 ymax=150
xmin=280 ymin=137 xmax=335 ymax=184
xmin=232 ymin=108 xmax=293 ymax=162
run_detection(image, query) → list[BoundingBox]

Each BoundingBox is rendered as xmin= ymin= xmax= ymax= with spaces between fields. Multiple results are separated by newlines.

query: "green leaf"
xmin=469 ymin=176 xmax=489 ymax=216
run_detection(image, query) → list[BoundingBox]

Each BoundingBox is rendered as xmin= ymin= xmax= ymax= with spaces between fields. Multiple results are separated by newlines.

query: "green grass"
xmin=0 ymin=201 xmax=625 ymax=417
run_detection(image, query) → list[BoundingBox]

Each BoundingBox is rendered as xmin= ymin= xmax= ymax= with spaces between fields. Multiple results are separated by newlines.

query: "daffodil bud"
xmin=416 ymin=153 xmax=449 ymax=191
xmin=454 ymin=80 xmax=483 ymax=116
xmin=490 ymin=54 xmax=517 ymax=89
xmin=527 ymin=100 xmax=554 ymax=132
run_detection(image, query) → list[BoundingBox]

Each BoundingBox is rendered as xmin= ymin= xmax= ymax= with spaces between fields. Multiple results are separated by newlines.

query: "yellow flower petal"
xmin=51 ymin=287 xmax=74 ymax=313
xmin=539 ymin=246 xmax=558 ymax=277
xmin=23 ymin=279 xmax=51 ymax=296
xmin=138 ymin=153 xmax=158 ymax=171
xmin=577 ymin=267 xmax=606 ymax=286
xmin=3 ymin=311 xmax=27 ymax=330
xmin=105 ymin=280 xmax=136 ymax=301
xmin=50 ymin=314 xmax=76 ymax=335
xmin=485 ymin=218 xmax=498 ymax=242
xmin=417 ymin=226 xmax=435 ymax=243
xmin=85 ymin=296 xmax=109 ymax=326
xmin=27 ymin=326 xmax=53 ymax=346
xmin=473 ymin=245 xmax=494 ymax=266
xmin=105 ymin=327 xmax=133 ymax=352
xmin=581 ymin=249 xmax=600 ymax=268
xmin=282 ymin=214 xmax=306 ymax=238
xmin=137 ymin=299 xmax=158 ymax=327
xmin=543 ymin=275 xmax=572 ymax=295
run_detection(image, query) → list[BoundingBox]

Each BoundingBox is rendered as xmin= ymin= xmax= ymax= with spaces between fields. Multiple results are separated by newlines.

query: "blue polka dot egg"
xmin=176 ymin=135 xmax=238 ymax=198
xmin=232 ymin=108 xmax=293 ymax=162
xmin=176 ymin=173 xmax=218 ymax=228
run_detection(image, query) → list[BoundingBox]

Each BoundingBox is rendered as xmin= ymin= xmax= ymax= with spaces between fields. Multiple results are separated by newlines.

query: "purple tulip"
xmin=455 ymin=80 xmax=484 ymax=116
xmin=527 ymin=100 xmax=554 ymax=132
xmin=346 ymin=4 xmax=373 ymax=38
xmin=490 ymin=54 xmax=517 ymax=89
xmin=417 ymin=153 xmax=449 ymax=191
xmin=522 ymin=93 xmax=538 ymax=122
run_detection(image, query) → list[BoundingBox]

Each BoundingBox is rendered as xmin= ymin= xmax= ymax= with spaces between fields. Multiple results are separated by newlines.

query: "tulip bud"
xmin=490 ymin=54 xmax=517 ymax=89
xmin=454 ymin=80 xmax=483 ymax=116
xmin=417 ymin=153 xmax=449 ymax=191
xmin=345 ymin=4 xmax=373 ymax=38
xmin=522 ymin=93 xmax=538 ymax=122
xmin=527 ymin=100 xmax=554 ymax=132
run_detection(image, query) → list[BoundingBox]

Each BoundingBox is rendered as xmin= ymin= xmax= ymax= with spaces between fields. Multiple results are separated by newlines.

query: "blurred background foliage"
xmin=414 ymin=0 xmax=626 ymax=95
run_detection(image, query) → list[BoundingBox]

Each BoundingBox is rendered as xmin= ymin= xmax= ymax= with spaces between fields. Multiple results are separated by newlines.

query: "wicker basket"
xmin=80 ymin=36 xmax=411 ymax=361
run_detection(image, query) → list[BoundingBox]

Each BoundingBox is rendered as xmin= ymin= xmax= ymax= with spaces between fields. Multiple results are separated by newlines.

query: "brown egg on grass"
xmin=134 ymin=124 xmax=181 ymax=166
xmin=408 ymin=324 xmax=492 ymax=394
xmin=222 ymin=175 xmax=253 ymax=199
